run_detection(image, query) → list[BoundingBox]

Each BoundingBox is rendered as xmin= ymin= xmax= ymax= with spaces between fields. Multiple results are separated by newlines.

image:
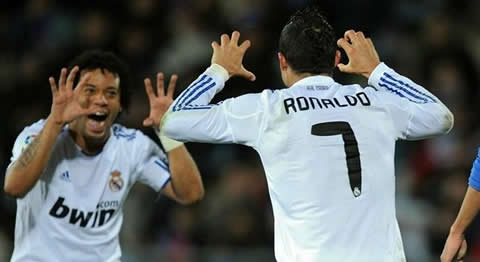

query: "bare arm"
xmin=4 ymin=67 xmax=96 ymax=198
xmin=161 ymin=146 xmax=204 ymax=204
xmin=143 ymin=72 xmax=204 ymax=204
xmin=440 ymin=186 xmax=480 ymax=262
xmin=4 ymin=117 xmax=63 ymax=198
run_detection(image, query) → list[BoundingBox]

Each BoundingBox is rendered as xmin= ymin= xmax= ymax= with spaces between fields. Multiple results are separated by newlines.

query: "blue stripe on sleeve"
xmin=180 ymin=82 xmax=216 ymax=109
xmin=469 ymin=150 xmax=480 ymax=191
xmin=154 ymin=159 xmax=169 ymax=172
xmin=378 ymin=83 xmax=418 ymax=103
xmin=172 ymin=75 xmax=208 ymax=112
xmin=160 ymin=177 xmax=171 ymax=190
xmin=173 ymin=77 xmax=213 ymax=112
xmin=180 ymin=105 xmax=213 ymax=110
xmin=380 ymin=77 xmax=428 ymax=104
xmin=384 ymin=73 xmax=437 ymax=103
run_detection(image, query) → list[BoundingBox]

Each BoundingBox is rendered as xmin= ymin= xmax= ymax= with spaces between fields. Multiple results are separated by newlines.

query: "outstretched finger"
xmin=230 ymin=31 xmax=240 ymax=46
xmin=239 ymin=39 xmax=251 ymax=53
xmin=74 ymin=72 xmax=92 ymax=96
xmin=211 ymin=41 xmax=220 ymax=51
xmin=66 ymin=66 xmax=79 ymax=91
xmin=49 ymin=77 xmax=57 ymax=97
xmin=156 ymin=73 xmax=165 ymax=97
xmin=59 ymin=68 xmax=67 ymax=92
xmin=167 ymin=74 xmax=178 ymax=98
xmin=144 ymin=78 xmax=155 ymax=101
xmin=220 ymin=34 xmax=230 ymax=47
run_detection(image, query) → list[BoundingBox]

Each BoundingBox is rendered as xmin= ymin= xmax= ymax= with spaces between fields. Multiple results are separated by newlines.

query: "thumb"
xmin=241 ymin=66 xmax=256 ymax=81
xmin=143 ymin=118 xmax=153 ymax=127
xmin=337 ymin=63 xmax=349 ymax=72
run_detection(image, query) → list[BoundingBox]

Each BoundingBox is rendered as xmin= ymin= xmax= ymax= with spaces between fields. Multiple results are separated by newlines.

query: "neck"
xmin=68 ymin=128 xmax=108 ymax=155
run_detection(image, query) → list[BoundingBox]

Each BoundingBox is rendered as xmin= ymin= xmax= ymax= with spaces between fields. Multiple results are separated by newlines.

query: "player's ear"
xmin=278 ymin=52 xmax=288 ymax=71
xmin=334 ymin=50 xmax=341 ymax=67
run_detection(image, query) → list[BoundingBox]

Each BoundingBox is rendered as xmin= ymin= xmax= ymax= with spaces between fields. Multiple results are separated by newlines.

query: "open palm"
xmin=143 ymin=73 xmax=178 ymax=129
xmin=49 ymin=66 xmax=96 ymax=126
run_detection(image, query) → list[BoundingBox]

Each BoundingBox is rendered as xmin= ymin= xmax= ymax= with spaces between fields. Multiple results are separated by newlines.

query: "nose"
xmin=92 ymin=93 xmax=108 ymax=106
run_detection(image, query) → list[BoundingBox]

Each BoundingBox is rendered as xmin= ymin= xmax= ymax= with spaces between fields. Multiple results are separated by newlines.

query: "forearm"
xmin=369 ymin=63 xmax=454 ymax=137
xmin=166 ymin=145 xmax=204 ymax=204
xmin=162 ymin=64 xmax=235 ymax=143
xmin=5 ymin=116 xmax=62 ymax=197
xmin=450 ymin=186 xmax=480 ymax=236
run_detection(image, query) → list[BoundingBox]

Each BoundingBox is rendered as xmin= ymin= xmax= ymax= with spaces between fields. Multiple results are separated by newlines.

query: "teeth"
xmin=95 ymin=112 xmax=106 ymax=116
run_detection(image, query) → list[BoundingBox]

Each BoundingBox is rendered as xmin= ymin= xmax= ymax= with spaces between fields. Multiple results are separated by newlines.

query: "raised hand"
xmin=49 ymin=66 xmax=95 ymax=126
xmin=143 ymin=73 xmax=178 ymax=129
xmin=336 ymin=30 xmax=380 ymax=78
xmin=211 ymin=31 xmax=256 ymax=81
xmin=441 ymin=233 xmax=467 ymax=262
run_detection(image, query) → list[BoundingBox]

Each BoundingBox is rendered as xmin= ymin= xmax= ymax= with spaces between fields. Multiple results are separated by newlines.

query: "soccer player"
xmin=160 ymin=6 xmax=454 ymax=262
xmin=440 ymin=151 xmax=480 ymax=262
xmin=4 ymin=50 xmax=204 ymax=261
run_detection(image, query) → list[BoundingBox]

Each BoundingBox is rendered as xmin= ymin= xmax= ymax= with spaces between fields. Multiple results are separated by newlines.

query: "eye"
xmin=84 ymin=87 xmax=96 ymax=94
xmin=106 ymin=90 xmax=118 ymax=98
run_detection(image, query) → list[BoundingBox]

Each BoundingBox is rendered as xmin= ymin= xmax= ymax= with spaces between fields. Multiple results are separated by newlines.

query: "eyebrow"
xmin=83 ymin=84 xmax=119 ymax=90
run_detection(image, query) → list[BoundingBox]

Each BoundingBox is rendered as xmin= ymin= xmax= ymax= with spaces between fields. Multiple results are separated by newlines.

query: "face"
xmin=70 ymin=68 xmax=122 ymax=144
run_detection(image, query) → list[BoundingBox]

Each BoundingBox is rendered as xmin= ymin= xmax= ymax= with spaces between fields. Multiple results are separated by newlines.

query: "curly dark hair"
xmin=279 ymin=6 xmax=337 ymax=75
xmin=67 ymin=50 xmax=131 ymax=112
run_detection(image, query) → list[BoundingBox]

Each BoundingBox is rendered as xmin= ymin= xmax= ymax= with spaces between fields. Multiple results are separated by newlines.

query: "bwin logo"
xmin=49 ymin=197 xmax=115 ymax=228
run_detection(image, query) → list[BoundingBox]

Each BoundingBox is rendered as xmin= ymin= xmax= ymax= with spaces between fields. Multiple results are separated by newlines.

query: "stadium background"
xmin=1 ymin=0 xmax=480 ymax=261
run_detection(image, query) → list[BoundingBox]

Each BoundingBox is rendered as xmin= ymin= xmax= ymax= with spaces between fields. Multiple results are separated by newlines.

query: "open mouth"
xmin=88 ymin=112 xmax=108 ymax=122
xmin=86 ymin=112 xmax=109 ymax=133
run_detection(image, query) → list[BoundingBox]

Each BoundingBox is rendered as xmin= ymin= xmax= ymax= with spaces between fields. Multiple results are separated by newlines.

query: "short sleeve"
xmin=8 ymin=120 xmax=45 ymax=169
xmin=469 ymin=148 xmax=480 ymax=191
xmin=134 ymin=133 xmax=171 ymax=192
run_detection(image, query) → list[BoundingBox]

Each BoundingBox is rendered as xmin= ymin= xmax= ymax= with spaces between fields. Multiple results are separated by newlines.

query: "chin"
xmin=85 ymin=129 xmax=110 ymax=143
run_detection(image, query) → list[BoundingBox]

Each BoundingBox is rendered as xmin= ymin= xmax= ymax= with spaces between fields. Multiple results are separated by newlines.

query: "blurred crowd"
xmin=2 ymin=0 xmax=480 ymax=261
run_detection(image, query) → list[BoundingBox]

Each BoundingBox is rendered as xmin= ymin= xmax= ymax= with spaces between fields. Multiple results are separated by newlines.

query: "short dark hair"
xmin=68 ymin=50 xmax=131 ymax=112
xmin=279 ymin=6 xmax=337 ymax=75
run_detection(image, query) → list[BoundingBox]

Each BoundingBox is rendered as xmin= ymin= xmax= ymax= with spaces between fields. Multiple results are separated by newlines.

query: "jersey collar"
xmin=291 ymin=75 xmax=335 ymax=88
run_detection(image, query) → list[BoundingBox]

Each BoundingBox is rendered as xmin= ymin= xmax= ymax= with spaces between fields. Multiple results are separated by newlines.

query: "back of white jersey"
xmin=163 ymin=63 xmax=453 ymax=262
xmin=259 ymin=80 xmax=402 ymax=261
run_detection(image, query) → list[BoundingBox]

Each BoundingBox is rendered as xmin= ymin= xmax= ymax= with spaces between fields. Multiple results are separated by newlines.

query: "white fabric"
xmin=163 ymin=63 xmax=453 ymax=262
xmin=8 ymin=121 xmax=171 ymax=262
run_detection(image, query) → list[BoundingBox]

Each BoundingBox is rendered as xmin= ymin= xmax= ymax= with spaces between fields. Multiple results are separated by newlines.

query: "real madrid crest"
xmin=109 ymin=171 xmax=124 ymax=192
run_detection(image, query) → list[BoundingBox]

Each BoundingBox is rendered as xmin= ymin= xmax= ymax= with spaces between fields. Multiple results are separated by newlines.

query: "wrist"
xmin=45 ymin=115 xmax=65 ymax=133
xmin=363 ymin=62 xmax=381 ymax=78
xmin=155 ymin=128 xmax=184 ymax=152
xmin=449 ymin=225 xmax=466 ymax=237
xmin=208 ymin=64 xmax=230 ymax=82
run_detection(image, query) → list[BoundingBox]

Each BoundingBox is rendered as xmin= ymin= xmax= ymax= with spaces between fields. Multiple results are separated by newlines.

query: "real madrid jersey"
xmin=8 ymin=122 xmax=171 ymax=262
xmin=162 ymin=63 xmax=453 ymax=262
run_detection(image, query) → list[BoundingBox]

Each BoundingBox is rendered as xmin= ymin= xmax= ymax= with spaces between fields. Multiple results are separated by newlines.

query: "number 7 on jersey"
xmin=311 ymin=121 xmax=362 ymax=197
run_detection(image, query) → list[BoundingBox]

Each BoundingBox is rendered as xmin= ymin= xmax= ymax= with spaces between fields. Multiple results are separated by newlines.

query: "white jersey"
xmin=8 ymin=122 xmax=171 ymax=262
xmin=162 ymin=63 xmax=453 ymax=262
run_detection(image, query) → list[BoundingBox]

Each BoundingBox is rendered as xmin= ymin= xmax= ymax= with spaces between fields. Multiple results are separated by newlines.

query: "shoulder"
xmin=111 ymin=124 xmax=141 ymax=141
xmin=111 ymin=123 xmax=159 ymax=149
xmin=15 ymin=119 xmax=47 ymax=143
xmin=12 ymin=119 xmax=48 ymax=153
